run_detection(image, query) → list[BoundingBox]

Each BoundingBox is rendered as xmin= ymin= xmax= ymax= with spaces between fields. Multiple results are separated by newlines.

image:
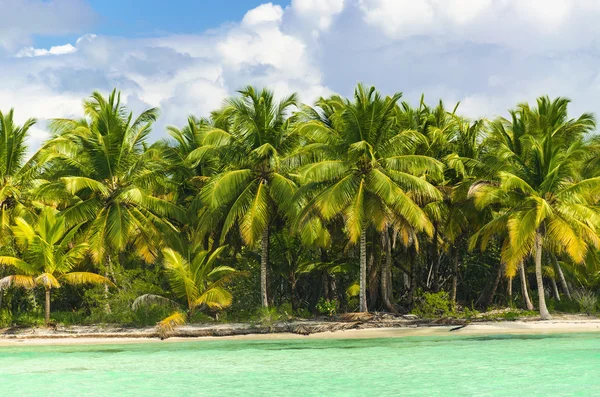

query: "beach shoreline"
xmin=1 ymin=316 xmax=600 ymax=346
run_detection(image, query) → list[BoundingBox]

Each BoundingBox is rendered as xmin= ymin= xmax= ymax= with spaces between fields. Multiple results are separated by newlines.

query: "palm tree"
xmin=0 ymin=208 xmax=111 ymax=324
xmin=133 ymin=245 xmax=241 ymax=338
xmin=198 ymin=86 xmax=300 ymax=307
xmin=0 ymin=109 xmax=38 ymax=239
xmin=296 ymin=85 xmax=442 ymax=312
xmin=470 ymin=97 xmax=599 ymax=319
xmin=0 ymin=109 xmax=38 ymax=311
xmin=36 ymin=89 xmax=184 ymax=283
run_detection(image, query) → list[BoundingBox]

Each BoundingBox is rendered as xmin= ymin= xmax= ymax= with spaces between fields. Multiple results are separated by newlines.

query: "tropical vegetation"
xmin=1 ymin=85 xmax=600 ymax=331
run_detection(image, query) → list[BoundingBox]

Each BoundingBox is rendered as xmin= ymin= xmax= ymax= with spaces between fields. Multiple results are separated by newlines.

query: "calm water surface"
xmin=1 ymin=333 xmax=599 ymax=396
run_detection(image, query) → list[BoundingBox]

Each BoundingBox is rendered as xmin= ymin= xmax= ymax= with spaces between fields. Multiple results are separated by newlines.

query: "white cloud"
xmin=3 ymin=0 xmax=600 ymax=156
xmin=359 ymin=0 xmax=435 ymax=38
xmin=16 ymin=43 xmax=76 ymax=57
xmin=242 ymin=3 xmax=284 ymax=26
xmin=292 ymin=0 xmax=345 ymax=32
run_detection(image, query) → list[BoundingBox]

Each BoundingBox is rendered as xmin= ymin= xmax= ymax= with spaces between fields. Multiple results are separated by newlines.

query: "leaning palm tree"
xmin=133 ymin=245 xmax=241 ymax=338
xmin=0 ymin=109 xmax=38 ymax=241
xmin=0 ymin=208 xmax=111 ymax=324
xmin=35 ymin=89 xmax=184 ymax=280
xmin=470 ymin=97 xmax=599 ymax=319
xmin=296 ymin=84 xmax=442 ymax=312
xmin=198 ymin=86 xmax=300 ymax=308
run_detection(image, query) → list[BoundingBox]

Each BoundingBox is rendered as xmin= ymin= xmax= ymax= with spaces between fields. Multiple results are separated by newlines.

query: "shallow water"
xmin=2 ymin=333 xmax=600 ymax=396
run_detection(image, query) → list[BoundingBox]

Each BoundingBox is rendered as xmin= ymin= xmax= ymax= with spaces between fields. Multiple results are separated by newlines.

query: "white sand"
xmin=1 ymin=319 xmax=599 ymax=346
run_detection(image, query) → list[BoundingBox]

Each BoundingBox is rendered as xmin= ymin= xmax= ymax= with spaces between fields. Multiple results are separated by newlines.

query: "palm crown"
xmin=470 ymin=96 xmax=599 ymax=318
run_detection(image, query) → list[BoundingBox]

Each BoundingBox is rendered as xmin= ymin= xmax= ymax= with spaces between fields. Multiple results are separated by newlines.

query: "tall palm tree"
xmin=199 ymin=86 xmax=300 ymax=307
xmin=0 ymin=109 xmax=38 ymax=311
xmin=0 ymin=208 xmax=111 ymax=324
xmin=36 ymin=89 xmax=184 ymax=279
xmin=133 ymin=245 xmax=242 ymax=338
xmin=470 ymin=97 xmax=599 ymax=319
xmin=296 ymin=84 xmax=442 ymax=312
xmin=0 ymin=109 xmax=38 ymax=240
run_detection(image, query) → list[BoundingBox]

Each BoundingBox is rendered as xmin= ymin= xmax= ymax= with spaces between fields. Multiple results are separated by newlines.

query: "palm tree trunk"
xmin=359 ymin=226 xmax=368 ymax=312
xmin=451 ymin=247 xmax=459 ymax=306
xmin=550 ymin=276 xmax=560 ymax=301
xmin=44 ymin=287 xmax=51 ymax=325
xmin=408 ymin=247 xmax=416 ymax=310
xmin=519 ymin=261 xmax=535 ymax=310
xmin=381 ymin=229 xmax=396 ymax=313
xmin=534 ymin=232 xmax=551 ymax=320
xmin=260 ymin=226 xmax=270 ymax=308
xmin=477 ymin=261 xmax=502 ymax=310
xmin=553 ymin=255 xmax=571 ymax=300
xmin=290 ymin=274 xmax=298 ymax=311
xmin=103 ymin=253 xmax=113 ymax=314
xmin=368 ymin=252 xmax=378 ymax=307
xmin=507 ymin=276 xmax=513 ymax=302
xmin=322 ymin=271 xmax=330 ymax=300
xmin=431 ymin=226 xmax=440 ymax=292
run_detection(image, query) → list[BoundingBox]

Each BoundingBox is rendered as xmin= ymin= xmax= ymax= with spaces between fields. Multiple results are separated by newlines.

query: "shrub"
xmin=316 ymin=298 xmax=338 ymax=317
xmin=0 ymin=309 xmax=11 ymax=327
xmin=573 ymin=290 xmax=598 ymax=315
xmin=411 ymin=291 xmax=456 ymax=318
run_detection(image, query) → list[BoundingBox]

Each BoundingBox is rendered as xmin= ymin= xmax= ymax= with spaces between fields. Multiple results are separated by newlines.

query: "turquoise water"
xmin=2 ymin=333 xmax=600 ymax=396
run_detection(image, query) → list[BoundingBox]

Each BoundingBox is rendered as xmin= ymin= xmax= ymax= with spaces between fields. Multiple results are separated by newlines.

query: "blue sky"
xmin=1 ymin=0 xmax=600 ymax=151
xmin=36 ymin=1 xmax=290 ymax=47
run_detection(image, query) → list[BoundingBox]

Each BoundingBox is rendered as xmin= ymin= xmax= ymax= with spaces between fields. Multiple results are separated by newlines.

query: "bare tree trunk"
xmin=261 ymin=226 xmax=270 ymax=308
xmin=290 ymin=274 xmax=298 ymax=311
xmin=553 ymin=255 xmax=571 ymax=300
xmin=408 ymin=247 xmax=416 ymax=310
xmin=477 ymin=262 xmax=502 ymax=310
xmin=103 ymin=253 xmax=113 ymax=314
xmin=44 ymin=287 xmax=51 ymax=325
xmin=507 ymin=277 xmax=513 ymax=302
xmin=359 ymin=227 xmax=368 ymax=312
xmin=330 ymin=277 xmax=337 ymax=301
xmin=535 ymin=232 xmax=551 ymax=320
xmin=368 ymin=252 xmax=378 ymax=306
xmin=451 ymin=247 xmax=459 ymax=306
xmin=431 ymin=226 xmax=440 ymax=292
xmin=381 ymin=229 xmax=396 ymax=312
xmin=519 ymin=261 xmax=535 ymax=310
xmin=322 ymin=271 xmax=330 ymax=300
xmin=550 ymin=276 xmax=560 ymax=301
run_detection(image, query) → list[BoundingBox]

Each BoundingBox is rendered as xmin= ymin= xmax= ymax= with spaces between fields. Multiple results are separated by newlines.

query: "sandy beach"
xmin=1 ymin=317 xmax=599 ymax=346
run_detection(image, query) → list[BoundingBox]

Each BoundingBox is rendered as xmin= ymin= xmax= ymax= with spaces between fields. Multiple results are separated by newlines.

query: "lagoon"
xmin=2 ymin=333 xmax=599 ymax=396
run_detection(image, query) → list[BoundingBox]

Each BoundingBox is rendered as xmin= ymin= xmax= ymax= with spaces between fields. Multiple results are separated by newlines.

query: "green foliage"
xmin=573 ymin=290 xmax=598 ymax=315
xmin=2 ymin=86 xmax=600 ymax=329
xmin=316 ymin=297 xmax=338 ymax=317
xmin=412 ymin=292 xmax=456 ymax=318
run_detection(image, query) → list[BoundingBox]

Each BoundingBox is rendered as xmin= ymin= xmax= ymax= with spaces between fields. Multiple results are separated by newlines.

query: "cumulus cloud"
xmin=2 ymin=0 xmax=600 ymax=154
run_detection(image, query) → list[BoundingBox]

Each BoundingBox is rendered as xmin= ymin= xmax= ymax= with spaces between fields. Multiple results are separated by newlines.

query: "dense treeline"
xmin=1 ymin=84 xmax=599 ymax=331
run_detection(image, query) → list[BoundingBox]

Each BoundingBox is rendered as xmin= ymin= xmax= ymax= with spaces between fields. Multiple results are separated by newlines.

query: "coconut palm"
xmin=198 ymin=86 xmax=300 ymax=307
xmin=470 ymin=97 xmax=599 ymax=319
xmin=296 ymin=84 xmax=442 ymax=312
xmin=0 ymin=208 xmax=111 ymax=324
xmin=0 ymin=109 xmax=38 ymax=240
xmin=133 ymin=245 xmax=241 ymax=338
xmin=36 ymin=89 xmax=184 ymax=278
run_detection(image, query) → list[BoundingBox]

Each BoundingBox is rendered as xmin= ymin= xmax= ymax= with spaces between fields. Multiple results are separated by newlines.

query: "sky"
xmin=2 ymin=0 xmax=600 ymax=150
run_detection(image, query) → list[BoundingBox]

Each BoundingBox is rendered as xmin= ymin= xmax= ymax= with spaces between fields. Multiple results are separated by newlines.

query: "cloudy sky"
xmin=2 ymin=0 xmax=600 ymax=149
